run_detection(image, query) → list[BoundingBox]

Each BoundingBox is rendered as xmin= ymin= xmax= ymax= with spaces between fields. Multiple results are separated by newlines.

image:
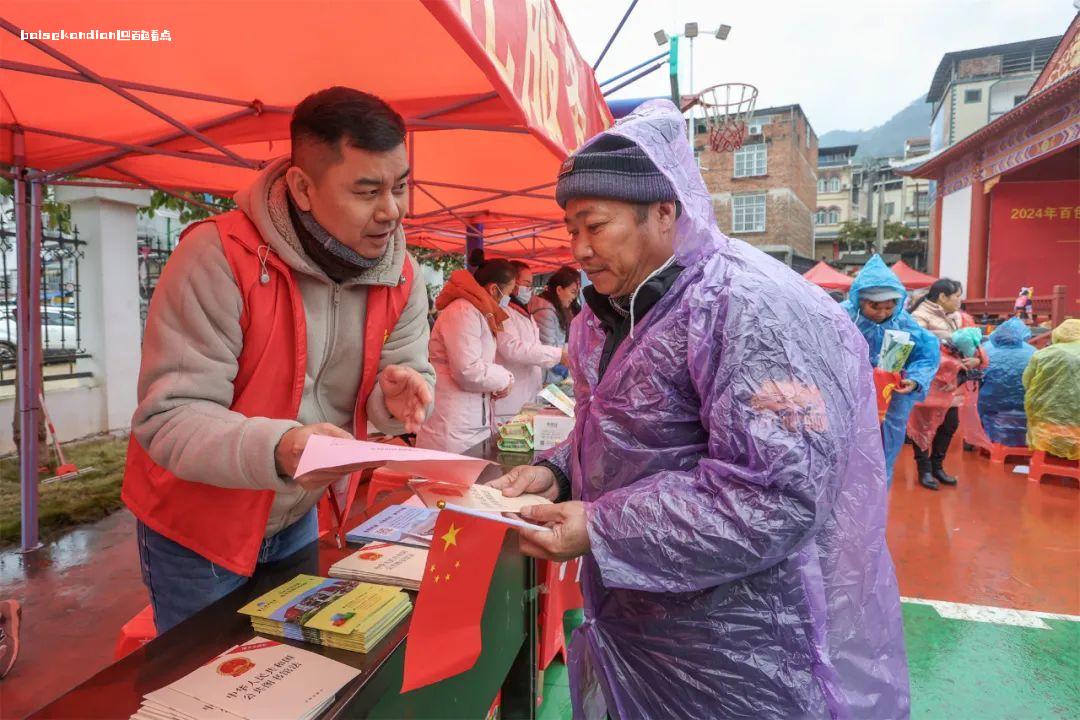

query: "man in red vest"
xmin=123 ymin=87 xmax=434 ymax=632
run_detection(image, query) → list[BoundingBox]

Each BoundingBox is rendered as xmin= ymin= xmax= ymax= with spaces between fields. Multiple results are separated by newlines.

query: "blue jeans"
xmin=137 ymin=509 xmax=317 ymax=634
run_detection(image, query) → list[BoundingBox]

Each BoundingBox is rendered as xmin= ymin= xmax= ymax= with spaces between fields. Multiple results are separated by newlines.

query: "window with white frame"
xmin=915 ymin=191 xmax=930 ymax=213
xmin=817 ymin=178 xmax=827 ymax=193
xmin=815 ymin=209 xmax=826 ymax=225
xmin=734 ymin=142 xmax=767 ymax=178
xmin=733 ymin=193 xmax=766 ymax=233
xmin=828 ymin=208 xmax=840 ymax=224
xmin=828 ymin=177 xmax=840 ymax=192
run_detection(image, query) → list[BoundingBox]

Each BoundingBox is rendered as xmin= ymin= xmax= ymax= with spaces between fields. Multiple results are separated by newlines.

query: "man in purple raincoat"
xmin=491 ymin=101 xmax=909 ymax=719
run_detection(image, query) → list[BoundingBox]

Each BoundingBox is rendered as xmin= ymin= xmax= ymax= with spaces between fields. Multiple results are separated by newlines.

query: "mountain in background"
xmin=819 ymin=96 xmax=932 ymax=158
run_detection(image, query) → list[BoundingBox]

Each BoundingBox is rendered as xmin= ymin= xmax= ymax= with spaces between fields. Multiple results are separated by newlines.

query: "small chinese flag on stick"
xmin=401 ymin=507 xmax=509 ymax=693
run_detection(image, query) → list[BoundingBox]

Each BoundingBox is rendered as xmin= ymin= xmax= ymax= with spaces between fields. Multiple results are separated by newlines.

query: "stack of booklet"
xmin=497 ymin=416 xmax=535 ymax=453
xmin=345 ymin=502 xmax=436 ymax=549
xmin=130 ymin=637 xmax=358 ymax=720
xmin=329 ymin=542 xmax=428 ymax=591
xmin=237 ymin=575 xmax=411 ymax=654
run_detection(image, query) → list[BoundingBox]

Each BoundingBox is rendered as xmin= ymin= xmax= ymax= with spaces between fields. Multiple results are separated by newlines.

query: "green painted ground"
xmin=538 ymin=604 xmax=1080 ymax=719
xmin=904 ymin=603 xmax=1078 ymax=720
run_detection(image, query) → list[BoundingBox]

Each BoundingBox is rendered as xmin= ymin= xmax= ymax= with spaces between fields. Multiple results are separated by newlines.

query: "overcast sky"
xmin=559 ymin=0 xmax=1077 ymax=134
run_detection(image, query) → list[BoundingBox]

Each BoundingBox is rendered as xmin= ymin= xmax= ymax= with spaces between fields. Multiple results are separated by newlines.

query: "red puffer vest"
xmin=122 ymin=210 xmax=413 ymax=575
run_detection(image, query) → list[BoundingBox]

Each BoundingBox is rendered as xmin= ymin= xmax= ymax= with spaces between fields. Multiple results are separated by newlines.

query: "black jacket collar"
xmin=583 ymin=260 xmax=684 ymax=379
xmin=585 ymin=261 xmax=684 ymax=332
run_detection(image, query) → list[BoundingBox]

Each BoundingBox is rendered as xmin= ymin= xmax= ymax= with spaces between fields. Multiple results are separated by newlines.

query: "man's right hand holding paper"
xmin=275 ymin=423 xmax=354 ymax=490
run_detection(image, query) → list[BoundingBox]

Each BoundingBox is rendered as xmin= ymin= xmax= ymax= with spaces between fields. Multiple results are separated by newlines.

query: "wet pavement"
xmin=0 ymin=510 xmax=147 ymax=719
xmin=888 ymin=442 xmax=1079 ymax=615
xmin=1 ymin=443 xmax=1077 ymax=719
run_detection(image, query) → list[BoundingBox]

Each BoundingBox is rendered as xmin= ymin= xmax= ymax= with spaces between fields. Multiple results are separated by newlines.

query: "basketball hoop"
xmin=696 ymin=83 xmax=758 ymax=152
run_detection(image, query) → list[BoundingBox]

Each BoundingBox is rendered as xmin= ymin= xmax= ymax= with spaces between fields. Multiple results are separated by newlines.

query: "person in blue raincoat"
xmin=489 ymin=101 xmax=909 ymax=719
xmin=841 ymin=256 xmax=940 ymax=481
xmin=978 ymin=317 xmax=1036 ymax=447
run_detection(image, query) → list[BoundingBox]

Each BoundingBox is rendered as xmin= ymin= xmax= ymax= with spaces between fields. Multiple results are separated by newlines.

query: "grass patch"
xmin=0 ymin=434 xmax=129 ymax=547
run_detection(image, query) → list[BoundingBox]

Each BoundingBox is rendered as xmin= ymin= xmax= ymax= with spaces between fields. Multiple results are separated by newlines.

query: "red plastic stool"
xmin=980 ymin=443 xmax=1032 ymax=464
xmin=1027 ymin=451 xmax=1080 ymax=484
xmin=366 ymin=468 xmax=413 ymax=505
xmin=114 ymin=604 xmax=157 ymax=660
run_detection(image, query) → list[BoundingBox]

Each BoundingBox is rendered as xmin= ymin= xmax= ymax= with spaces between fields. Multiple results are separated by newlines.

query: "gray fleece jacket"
xmin=132 ymin=157 xmax=435 ymax=537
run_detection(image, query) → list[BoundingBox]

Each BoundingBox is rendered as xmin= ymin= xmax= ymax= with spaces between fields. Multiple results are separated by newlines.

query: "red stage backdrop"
xmin=988 ymin=180 xmax=1080 ymax=313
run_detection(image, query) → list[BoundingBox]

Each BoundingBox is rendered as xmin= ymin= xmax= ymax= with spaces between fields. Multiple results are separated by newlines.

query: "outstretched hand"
xmin=380 ymin=365 xmax=432 ymax=434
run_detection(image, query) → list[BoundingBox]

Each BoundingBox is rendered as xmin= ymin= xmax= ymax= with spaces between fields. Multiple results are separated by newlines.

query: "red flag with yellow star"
xmin=400 ymin=507 xmax=509 ymax=692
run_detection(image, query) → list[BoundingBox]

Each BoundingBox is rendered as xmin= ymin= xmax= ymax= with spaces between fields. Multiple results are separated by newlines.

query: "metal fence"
xmin=138 ymin=230 xmax=175 ymax=334
xmin=0 ymin=215 xmax=91 ymax=386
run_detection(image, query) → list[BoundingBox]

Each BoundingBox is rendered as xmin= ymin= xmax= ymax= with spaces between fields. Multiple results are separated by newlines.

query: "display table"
xmin=32 ymin=440 xmax=540 ymax=720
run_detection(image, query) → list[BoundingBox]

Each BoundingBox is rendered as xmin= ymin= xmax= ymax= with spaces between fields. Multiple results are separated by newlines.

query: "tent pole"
xmin=405 ymin=217 xmax=562 ymax=240
xmin=409 ymin=181 xmax=562 ymax=219
xmin=412 ymin=92 xmax=499 ymax=121
xmin=466 ymin=223 xmax=484 ymax=270
xmin=105 ymin=165 xmax=221 ymax=214
xmin=408 ymin=132 xmax=416 ymax=211
xmin=4 ymin=123 xmax=263 ymax=170
xmin=0 ymin=59 xmax=292 ymax=114
xmin=12 ymin=134 xmax=43 ymax=552
xmin=408 ymin=119 xmax=529 ymax=134
xmin=30 ymin=108 xmax=258 ymax=182
xmin=603 ymin=62 xmax=666 ymax=97
xmin=476 ymin=223 xmax=564 ymax=249
xmin=599 ymin=51 xmax=669 ymax=88
xmin=37 ymin=179 xmax=224 ymax=194
xmin=473 ymin=211 xmax=559 ymax=223
xmin=0 ymin=18 xmax=255 ymax=167
xmin=403 ymin=222 xmax=474 ymax=238
xmin=593 ymin=0 xmax=640 ymax=71
xmin=412 ymin=179 xmax=555 ymax=200
xmin=413 ymin=184 xmax=482 ymax=234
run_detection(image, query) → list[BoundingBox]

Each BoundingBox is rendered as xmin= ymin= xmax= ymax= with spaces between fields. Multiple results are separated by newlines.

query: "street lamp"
xmin=655 ymin=23 xmax=733 ymax=145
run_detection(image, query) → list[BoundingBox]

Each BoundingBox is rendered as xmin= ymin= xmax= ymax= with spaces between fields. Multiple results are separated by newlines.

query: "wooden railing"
xmin=964 ymin=285 xmax=1067 ymax=330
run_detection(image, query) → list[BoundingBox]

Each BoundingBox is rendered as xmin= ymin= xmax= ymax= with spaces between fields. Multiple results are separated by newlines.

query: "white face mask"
xmin=496 ymin=287 xmax=512 ymax=309
xmin=515 ymin=286 xmax=533 ymax=304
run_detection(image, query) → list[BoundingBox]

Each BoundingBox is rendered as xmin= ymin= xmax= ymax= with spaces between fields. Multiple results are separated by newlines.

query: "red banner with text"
xmin=426 ymin=0 xmax=613 ymax=158
xmin=988 ymin=180 xmax=1079 ymax=315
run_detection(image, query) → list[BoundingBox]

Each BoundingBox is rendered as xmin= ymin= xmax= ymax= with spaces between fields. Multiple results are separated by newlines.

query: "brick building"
xmin=697 ymin=104 xmax=819 ymax=266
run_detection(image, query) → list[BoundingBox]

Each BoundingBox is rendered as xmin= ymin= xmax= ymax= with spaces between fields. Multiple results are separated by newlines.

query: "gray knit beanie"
xmin=555 ymin=135 xmax=678 ymax=208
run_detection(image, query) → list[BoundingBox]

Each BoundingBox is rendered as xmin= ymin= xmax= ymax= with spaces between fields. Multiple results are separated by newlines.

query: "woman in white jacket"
xmin=528 ymin=265 xmax=581 ymax=385
xmin=495 ymin=261 xmax=568 ymax=421
xmin=416 ymin=260 xmax=517 ymax=453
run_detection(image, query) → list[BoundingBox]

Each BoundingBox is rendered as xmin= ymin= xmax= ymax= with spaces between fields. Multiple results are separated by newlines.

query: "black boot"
xmin=932 ymin=466 xmax=958 ymax=485
xmin=919 ymin=473 xmax=940 ymax=490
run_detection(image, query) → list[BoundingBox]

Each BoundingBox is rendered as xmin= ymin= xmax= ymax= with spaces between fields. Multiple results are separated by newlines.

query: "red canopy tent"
xmin=803 ymin=261 xmax=853 ymax=291
xmin=1 ymin=1 xmax=612 ymax=267
xmin=1 ymin=0 xmax=613 ymax=550
xmin=890 ymin=261 xmax=938 ymax=290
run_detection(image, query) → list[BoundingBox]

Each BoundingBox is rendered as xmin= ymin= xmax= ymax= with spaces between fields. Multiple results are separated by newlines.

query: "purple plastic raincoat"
xmin=542 ymin=101 xmax=909 ymax=719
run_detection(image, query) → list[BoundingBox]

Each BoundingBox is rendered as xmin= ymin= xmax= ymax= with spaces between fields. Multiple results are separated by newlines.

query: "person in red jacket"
xmin=124 ymin=87 xmax=434 ymax=632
